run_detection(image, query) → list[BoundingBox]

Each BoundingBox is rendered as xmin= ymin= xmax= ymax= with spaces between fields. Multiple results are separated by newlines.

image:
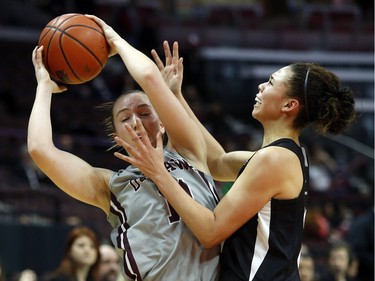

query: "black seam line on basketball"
xmin=58 ymin=32 xmax=82 ymax=82
xmin=58 ymin=26 xmax=105 ymax=82
xmin=44 ymin=14 xmax=80 ymax=73
xmin=44 ymin=27 xmax=61 ymax=73
xmin=45 ymin=14 xmax=81 ymax=38
xmin=60 ymin=26 xmax=106 ymax=67
xmin=47 ymin=14 xmax=81 ymax=30
xmin=41 ymin=15 xmax=67 ymax=71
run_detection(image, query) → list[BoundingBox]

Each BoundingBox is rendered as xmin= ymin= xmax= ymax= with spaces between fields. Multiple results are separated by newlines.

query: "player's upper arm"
xmin=29 ymin=145 xmax=113 ymax=214
xmin=204 ymin=148 xmax=289 ymax=245
xmin=208 ymin=150 xmax=254 ymax=182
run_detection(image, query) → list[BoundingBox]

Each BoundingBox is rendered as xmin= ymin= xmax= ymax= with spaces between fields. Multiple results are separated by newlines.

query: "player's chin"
xmin=251 ymin=107 xmax=259 ymax=118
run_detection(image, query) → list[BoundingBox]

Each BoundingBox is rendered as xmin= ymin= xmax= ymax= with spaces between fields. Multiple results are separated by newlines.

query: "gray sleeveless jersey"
xmin=107 ymin=148 xmax=220 ymax=281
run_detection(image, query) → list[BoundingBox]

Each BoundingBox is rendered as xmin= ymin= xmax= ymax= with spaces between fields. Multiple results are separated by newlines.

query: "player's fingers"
xmin=156 ymin=131 xmax=163 ymax=150
xmin=114 ymin=136 xmax=135 ymax=156
xmin=124 ymin=124 xmax=141 ymax=144
xmin=135 ymin=118 xmax=153 ymax=147
xmin=172 ymin=41 xmax=179 ymax=63
xmin=177 ymin=57 xmax=183 ymax=75
xmin=151 ymin=49 xmax=164 ymax=70
xmin=56 ymin=85 xmax=68 ymax=93
xmin=163 ymin=40 xmax=172 ymax=66
xmin=33 ymin=46 xmax=42 ymax=65
xmin=123 ymin=122 xmax=150 ymax=157
xmin=114 ymin=151 xmax=134 ymax=165
xmin=85 ymin=14 xmax=102 ymax=25
xmin=33 ymin=47 xmax=50 ymax=79
xmin=32 ymin=47 xmax=38 ymax=66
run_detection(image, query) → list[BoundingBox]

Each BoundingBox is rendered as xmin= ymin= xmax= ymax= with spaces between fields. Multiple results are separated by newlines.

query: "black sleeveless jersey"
xmin=219 ymin=138 xmax=309 ymax=281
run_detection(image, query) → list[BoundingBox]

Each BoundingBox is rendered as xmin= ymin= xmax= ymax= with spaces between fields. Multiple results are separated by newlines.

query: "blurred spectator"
xmin=309 ymin=144 xmax=336 ymax=193
xmin=42 ymin=226 xmax=100 ymax=281
xmin=320 ymin=240 xmax=358 ymax=281
xmin=299 ymin=252 xmax=317 ymax=281
xmin=304 ymin=203 xmax=330 ymax=241
xmin=346 ymin=207 xmax=374 ymax=281
xmin=300 ymin=243 xmax=311 ymax=256
xmin=322 ymin=201 xmax=354 ymax=241
xmin=98 ymin=244 xmax=121 ymax=281
xmin=15 ymin=270 xmax=37 ymax=281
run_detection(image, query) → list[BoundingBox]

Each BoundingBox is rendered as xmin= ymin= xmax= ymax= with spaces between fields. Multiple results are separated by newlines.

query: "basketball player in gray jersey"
xmin=107 ymin=147 xmax=219 ymax=280
xmin=29 ymin=16 xmax=220 ymax=281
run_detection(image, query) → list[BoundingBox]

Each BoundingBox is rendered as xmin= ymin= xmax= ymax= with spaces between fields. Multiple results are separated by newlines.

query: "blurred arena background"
xmin=0 ymin=0 xmax=373 ymax=279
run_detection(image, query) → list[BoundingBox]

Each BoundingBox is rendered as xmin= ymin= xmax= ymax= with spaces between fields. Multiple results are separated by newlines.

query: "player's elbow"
xmin=197 ymin=224 xmax=224 ymax=248
xmin=27 ymin=137 xmax=51 ymax=162
xmin=201 ymin=240 xmax=217 ymax=249
xmin=27 ymin=142 xmax=43 ymax=164
xmin=27 ymin=138 xmax=40 ymax=157
xmin=207 ymin=160 xmax=234 ymax=182
xmin=200 ymin=236 xmax=222 ymax=249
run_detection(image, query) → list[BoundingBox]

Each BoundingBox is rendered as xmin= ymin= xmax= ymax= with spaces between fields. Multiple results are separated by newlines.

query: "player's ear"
xmin=282 ymin=99 xmax=299 ymax=112
xmin=159 ymin=123 xmax=166 ymax=135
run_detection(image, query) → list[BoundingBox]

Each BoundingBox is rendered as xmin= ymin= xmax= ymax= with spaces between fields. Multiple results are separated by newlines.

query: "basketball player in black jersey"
xmin=115 ymin=41 xmax=356 ymax=280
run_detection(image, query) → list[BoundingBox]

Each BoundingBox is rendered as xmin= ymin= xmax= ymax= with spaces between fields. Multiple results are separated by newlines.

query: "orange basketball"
xmin=38 ymin=13 xmax=109 ymax=85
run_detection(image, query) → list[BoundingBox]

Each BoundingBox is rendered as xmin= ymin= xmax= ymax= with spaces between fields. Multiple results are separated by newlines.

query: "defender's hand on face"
xmin=114 ymin=119 xmax=165 ymax=179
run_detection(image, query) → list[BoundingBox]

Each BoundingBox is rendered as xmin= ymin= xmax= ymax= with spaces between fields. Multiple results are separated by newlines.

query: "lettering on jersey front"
xmin=164 ymin=158 xmax=192 ymax=172
xmin=129 ymin=177 xmax=147 ymax=191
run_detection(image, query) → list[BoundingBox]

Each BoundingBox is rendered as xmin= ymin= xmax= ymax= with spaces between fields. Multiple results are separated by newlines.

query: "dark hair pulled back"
xmin=288 ymin=62 xmax=356 ymax=135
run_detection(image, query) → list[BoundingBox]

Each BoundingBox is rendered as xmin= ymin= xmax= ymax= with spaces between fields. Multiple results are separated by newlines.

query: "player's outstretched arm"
xmin=28 ymin=46 xmax=112 ymax=214
xmin=88 ymin=15 xmax=209 ymax=172
xmin=152 ymin=41 xmax=252 ymax=181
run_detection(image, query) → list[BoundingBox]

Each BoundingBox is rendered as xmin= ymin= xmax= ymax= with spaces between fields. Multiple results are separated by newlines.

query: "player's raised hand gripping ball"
xmin=38 ymin=13 xmax=109 ymax=85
